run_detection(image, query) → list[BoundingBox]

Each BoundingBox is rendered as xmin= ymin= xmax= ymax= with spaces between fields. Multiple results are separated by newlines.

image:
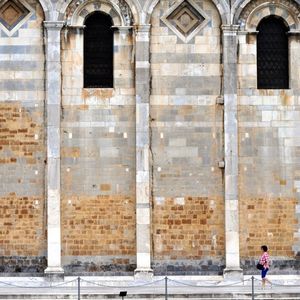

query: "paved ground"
xmin=0 ymin=276 xmax=299 ymax=299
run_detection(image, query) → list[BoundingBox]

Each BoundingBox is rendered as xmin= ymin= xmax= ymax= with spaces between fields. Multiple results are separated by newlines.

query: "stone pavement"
xmin=0 ymin=275 xmax=300 ymax=299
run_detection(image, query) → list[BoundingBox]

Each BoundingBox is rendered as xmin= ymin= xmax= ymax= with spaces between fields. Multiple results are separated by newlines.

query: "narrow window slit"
xmin=257 ymin=16 xmax=289 ymax=89
xmin=84 ymin=11 xmax=113 ymax=88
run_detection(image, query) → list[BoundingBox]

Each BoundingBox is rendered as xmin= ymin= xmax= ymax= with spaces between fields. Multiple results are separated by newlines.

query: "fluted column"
xmin=222 ymin=25 xmax=243 ymax=279
xmin=43 ymin=21 xmax=64 ymax=276
xmin=134 ymin=24 xmax=153 ymax=278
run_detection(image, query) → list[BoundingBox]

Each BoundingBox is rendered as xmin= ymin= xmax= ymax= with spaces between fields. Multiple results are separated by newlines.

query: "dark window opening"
xmin=257 ymin=16 xmax=289 ymax=89
xmin=84 ymin=12 xmax=113 ymax=88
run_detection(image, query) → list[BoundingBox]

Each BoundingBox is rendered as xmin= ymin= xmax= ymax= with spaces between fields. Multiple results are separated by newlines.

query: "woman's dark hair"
xmin=261 ymin=245 xmax=268 ymax=252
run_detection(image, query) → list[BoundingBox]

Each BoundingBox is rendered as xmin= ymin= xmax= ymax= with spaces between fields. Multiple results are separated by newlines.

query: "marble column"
xmin=43 ymin=21 xmax=64 ymax=276
xmin=134 ymin=24 xmax=153 ymax=278
xmin=222 ymin=25 xmax=243 ymax=279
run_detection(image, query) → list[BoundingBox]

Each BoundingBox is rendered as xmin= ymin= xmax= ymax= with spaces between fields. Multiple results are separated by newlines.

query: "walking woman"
xmin=259 ymin=245 xmax=272 ymax=289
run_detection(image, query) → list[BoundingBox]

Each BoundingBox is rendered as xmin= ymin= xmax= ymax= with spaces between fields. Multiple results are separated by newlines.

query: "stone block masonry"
xmin=237 ymin=0 xmax=300 ymax=274
xmin=0 ymin=194 xmax=45 ymax=256
xmin=0 ymin=0 xmax=46 ymax=272
xmin=61 ymin=195 xmax=136 ymax=274
xmin=0 ymin=104 xmax=44 ymax=172
xmin=60 ymin=13 xmax=136 ymax=273
xmin=1 ymin=0 xmax=300 ymax=278
xmin=240 ymin=196 xmax=300 ymax=274
xmin=152 ymin=196 xmax=225 ymax=275
xmin=240 ymin=197 xmax=297 ymax=257
xmin=149 ymin=0 xmax=225 ymax=274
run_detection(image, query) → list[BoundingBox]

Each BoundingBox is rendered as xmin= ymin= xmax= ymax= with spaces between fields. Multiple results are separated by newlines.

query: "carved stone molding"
xmin=238 ymin=0 xmax=300 ymax=30
xmin=66 ymin=0 xmax=133 ymax=27
xmin=117 ymin=0 xmax=133 ymax=26
xmin=44 ymin=21 xmax=65 ymax=29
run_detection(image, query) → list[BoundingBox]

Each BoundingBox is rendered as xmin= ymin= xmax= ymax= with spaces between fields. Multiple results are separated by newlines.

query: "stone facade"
xmin=0 ymin=0 xmax=46 ymax=272
xmin=0 ymin=0 xmax=299 ymax=277
xmin=150 ymin=0 xmax=225 ymax=274
xmin=236 ymin=0 xmax=300 ymax=274
xmin=61 ymin=22 xmax=136 ymax=272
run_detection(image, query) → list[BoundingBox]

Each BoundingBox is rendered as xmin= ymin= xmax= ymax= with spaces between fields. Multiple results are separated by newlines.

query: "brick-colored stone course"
xmin=0 ymin=104 xmax=44 ymax=166
xmin=62 ymin=195 xmax=136 ymax=256
xmin=0 ymin=193 xmax=45 ymax=256
xmin=153 ymin=196 xmax=225 ymax=259
xmin=239 ymin=197 xmax=297 ymax=258
xmin=0 ymin=103 xmax=45 ymax=260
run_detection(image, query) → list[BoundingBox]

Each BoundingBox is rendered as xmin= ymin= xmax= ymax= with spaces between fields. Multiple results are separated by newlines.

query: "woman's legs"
xmin=265 ymin=277 xmax=272 ymax=286
xmin=261 ymin=268 xmax=271 ymax=289
xmin=262 ymin=278 xmax=266 ymax=289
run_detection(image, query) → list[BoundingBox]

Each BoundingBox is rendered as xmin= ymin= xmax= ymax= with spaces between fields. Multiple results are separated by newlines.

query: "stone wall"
xmin=237 ymin=13 xmax=300 ymax=272
xmin=60 ymin=18 xmax=136 ymax=273
xmin=150 ymin=0 xmax=225 ymax=274
xmin=0 ymin=0 xmax=46 ymax=273
xmin=0 ymin=0 xmax=300 ymax=277
xmin=152 ymin=196 xmax=225 ymax=274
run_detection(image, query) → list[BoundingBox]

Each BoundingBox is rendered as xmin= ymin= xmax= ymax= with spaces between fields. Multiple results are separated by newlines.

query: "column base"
xmin=223 ymin=267 xmax=243 ymax=281
xmin=44 ymin=267 xmax=64 ymax=281
xmin=134 ymin=268 xmax=153 ymax=280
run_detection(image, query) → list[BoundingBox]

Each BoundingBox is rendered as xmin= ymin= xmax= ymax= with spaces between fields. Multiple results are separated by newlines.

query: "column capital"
xmin=288 ymin=30 xmax=300 ymax=35
xmin=43 ymin=21 xmax=65 ymax=30
xmin=135 ymin=24 xmax=151 ymax=33
xmin=135 ymin=24 xmax=151 ymax=42
xmin=238 ymin=30 xmax=258 ymax=36
xmin=66 ymin=24 xmax=85 ymax=29
xmin=221 ymin=25 xmax=240 ymax=35
xmin=112 ymin=25 xmax=133 ymax=32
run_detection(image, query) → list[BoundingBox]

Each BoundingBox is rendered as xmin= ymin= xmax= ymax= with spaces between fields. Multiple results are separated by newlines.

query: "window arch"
xmin=257 ymin=16 xmax=289 ymax=89
xmin=84 ymin=12 xmax=113 ymax=88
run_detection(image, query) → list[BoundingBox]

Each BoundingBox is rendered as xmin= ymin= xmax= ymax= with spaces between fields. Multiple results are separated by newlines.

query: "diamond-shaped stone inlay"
xmin=161 ymin=0 xmax=210 ymax=43
xmin=168 ymin=4 xmax=204 ymax=37
xmin=0 ymin=0 xmax=33 ymax=36
xmin=0 ymin=0 xmax=29 ymax=30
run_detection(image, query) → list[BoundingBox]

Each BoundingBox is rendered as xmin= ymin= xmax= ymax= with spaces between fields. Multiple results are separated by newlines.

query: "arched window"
xmin=84 ymin=12 xmax=113 ymax=88
xmin=257 ymin=16 xmax=289 ymax=89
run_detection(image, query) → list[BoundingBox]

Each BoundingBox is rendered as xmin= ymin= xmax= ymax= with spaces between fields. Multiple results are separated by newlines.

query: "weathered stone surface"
xmin=0 ymin=194 xmax=46 ymax=257
xmin=152 ymin=259 xmax=225 ymax=275
xmin=0 ymin=0 xmax=46 ymax=269
xmin=0 ymin=0 xmax=300 ymax=277
xmin=239 ymin=197 xmax=298 ymax=257
xmin=0 ymin=256 xmax=46 ymax=273
xmin=237 ymin=1 xmax=300 ymax=270
xmin=61 ymin=195 xmax=135 ymax=256
xmin=152 ymin=197 xmax=225 ymax=260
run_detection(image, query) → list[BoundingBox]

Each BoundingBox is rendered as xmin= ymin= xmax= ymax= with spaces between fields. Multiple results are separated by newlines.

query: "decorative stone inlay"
xmin=66 ymin=0 xmax=132 ymax=27
xmin=0 ymin=1 xmax=27 ymax=29
xmin=0 ymin=0 xmax=34 ymax=36
xmin=161 ymin=0 xmax=210 ymax=43
xmin=168 ymin=4 xmax=204 ymax=36
xmin=237 ymin=0 xmax=300 ymax=30
xmin=117 ymin=0 xmax=133 ymax=26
